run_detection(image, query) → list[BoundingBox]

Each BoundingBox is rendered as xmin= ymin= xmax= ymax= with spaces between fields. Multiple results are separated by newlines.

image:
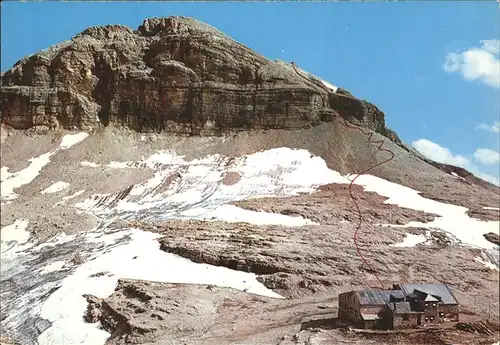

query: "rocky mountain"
xmin=1 ymin=16 xmax=399 ymax=141
xmin=0 ymin=16 xmax=499 ymax=345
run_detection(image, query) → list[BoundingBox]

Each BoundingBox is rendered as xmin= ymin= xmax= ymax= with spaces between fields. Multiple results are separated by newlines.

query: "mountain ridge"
xmin=0 ymin=16 xmax=397 ymax=140
xmin=2 ymin=16 xmax=498 ymax=190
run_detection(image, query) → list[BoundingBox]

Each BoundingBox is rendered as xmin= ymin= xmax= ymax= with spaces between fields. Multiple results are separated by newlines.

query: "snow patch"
xmin=1 ymin=219 xmax=30 ymax=247
xmin=319 ymin=79 xmax=339 ymax=92
xmin=82 ymin=160 xmax=148 ymax=169
xmin=75 ymin=148 xmax=344 ymax=225
xmin=274 ymin=60 xmax=338 ymax=93
xmin=1 ymin=152 xmax=54 ymax=201
xmin=54 ymin=190 xmax=85 ymax=207
xmin=36 ymin=227 xmax=281 ymax=345
xmin=204 ymin=205 xmax=317 ymax=226
xmin=390 ymin=233 xmax=427 ymax=247
xmin=3 ymin=145 xmax=500 ymax=344
xmin=352 ymin=174 xmax=499 ymax=250
xmin=41 ymin=181 xmax=70 ymax=194
xmin=81 ymin=161 xmax=100 ymax=167
xmin=75 ymin=148 xmax=499 ymax=252
xmin=40 ymin=260 xmax=67 ymax=274
xmin=59 ymin=132 xmax=89 ymax=149
xmin=1 ymin=133 xmax=89 ymax=201
xmin=483 ymin=206 xmax=500 ymax=211
xmin=107 ymin=161 xmax=132 ymax=169
xmin=450 ymin=172 xmax=466 ymax=180
xmin=1 ymin=166 xmax=12 ymax=182
xmin=474 ymin=257 xmax=499 ymax=271
xmin=63 ymin=190 xmax=85 ymax=201
xmin=295 ymin=66 xmax=338 ymax=92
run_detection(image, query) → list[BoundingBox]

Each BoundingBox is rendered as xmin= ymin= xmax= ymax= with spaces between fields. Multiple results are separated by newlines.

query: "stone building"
xmin=338 ymin=283 xmax=460 ymax=330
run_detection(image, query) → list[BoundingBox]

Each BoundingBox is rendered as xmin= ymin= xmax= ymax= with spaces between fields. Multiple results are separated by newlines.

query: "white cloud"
xmin=474 ymin=148 xmax=500 ymax=165
xmin=412 ymin=139 xmax=469 ymax=168
xmin=476 ymin=121 xmax=500 ymax=133
xmin=412 ymin=139 xmax=499 ymax=186
xmin=475 ymin=172 xmax=500 ymax=187
xmin=443 ymin=39 xmax=500 ymax=88
xmin=480 ymin=39 xmax=500 ymax=54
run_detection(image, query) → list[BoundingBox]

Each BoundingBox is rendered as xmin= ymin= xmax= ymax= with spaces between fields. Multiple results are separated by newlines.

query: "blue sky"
xmin=2 ymin=2 xmax=499 ymax=184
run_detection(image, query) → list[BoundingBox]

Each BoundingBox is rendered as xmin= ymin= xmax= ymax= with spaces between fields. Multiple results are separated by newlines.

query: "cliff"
xmin=1 ymin=16 xmax=400 ymax=142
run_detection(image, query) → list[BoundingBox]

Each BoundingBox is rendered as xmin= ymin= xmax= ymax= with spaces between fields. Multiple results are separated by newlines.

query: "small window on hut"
xmin=402 ymin=314 xmax=410 ymax=321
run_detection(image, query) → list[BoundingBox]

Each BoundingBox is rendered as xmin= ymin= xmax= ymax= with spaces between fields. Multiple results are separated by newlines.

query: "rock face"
xmin=1 ymin=16 xmax=399 ymax=140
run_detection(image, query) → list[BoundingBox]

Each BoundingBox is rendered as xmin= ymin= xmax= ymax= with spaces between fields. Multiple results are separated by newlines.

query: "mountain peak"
xmin=138 ymin=16 xmax=226 ymax=37
xmin=1 ymin=15 xmax=395 ymax=142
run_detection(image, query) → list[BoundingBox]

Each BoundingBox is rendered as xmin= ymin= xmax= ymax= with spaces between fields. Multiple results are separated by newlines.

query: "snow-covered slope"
xmin=1 ymin=130 xmax=499 ymax=345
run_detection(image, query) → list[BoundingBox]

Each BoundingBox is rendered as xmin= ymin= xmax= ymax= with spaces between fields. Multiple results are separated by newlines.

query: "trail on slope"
xmin=291 ymin=62 xmax=395 ymax=288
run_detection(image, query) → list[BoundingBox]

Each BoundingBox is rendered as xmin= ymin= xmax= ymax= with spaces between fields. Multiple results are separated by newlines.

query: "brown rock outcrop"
xmin=484 ymin=232 xmax=500 ymax=246
xmin=1 ymin=16 xmax=399 ymax=140
xmin=84 ymin=280 xmax=499 ymax=345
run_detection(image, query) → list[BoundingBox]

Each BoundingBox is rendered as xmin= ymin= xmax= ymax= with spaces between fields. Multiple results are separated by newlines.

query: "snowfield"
xmin=1 ymin=152 xmax=54 ymax=201
xmin=73 ymin=148 xmax=345 ymax=224
xmin=1 ymin=219 xmax=30 ymax=252
xmin=389 ymin=233 xmax=428 ymax=248
xmin=1 ymin=133 xmax=88 ymax=201
xmin=36 ymin=228 xmax=282 ymax=345
xmin=74 ymin=147 xmax=499 ymax=251
xmin=53 ymin=189 xmax=85 ymax=207
xmin=0 ymin=132 xmax=499 ymax=345
xmin=41 ymin=181 xmax=70 ymax=195
xmin=1 ymin=222 xmax=283 ymax=345
xmin=354 ymin=174 xmax=499 ymax=251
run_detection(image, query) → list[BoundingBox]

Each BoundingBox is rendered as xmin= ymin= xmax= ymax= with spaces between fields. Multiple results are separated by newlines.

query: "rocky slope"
xmin=1 ymin=16 xmax=398 ymax=140
xmin=83 ymin=280 xmax=499 ymax=345
xmin=2 ymin=127 xmax=498 ymax=345
xmin=2 ymin=15 xmax=498 ymax=194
